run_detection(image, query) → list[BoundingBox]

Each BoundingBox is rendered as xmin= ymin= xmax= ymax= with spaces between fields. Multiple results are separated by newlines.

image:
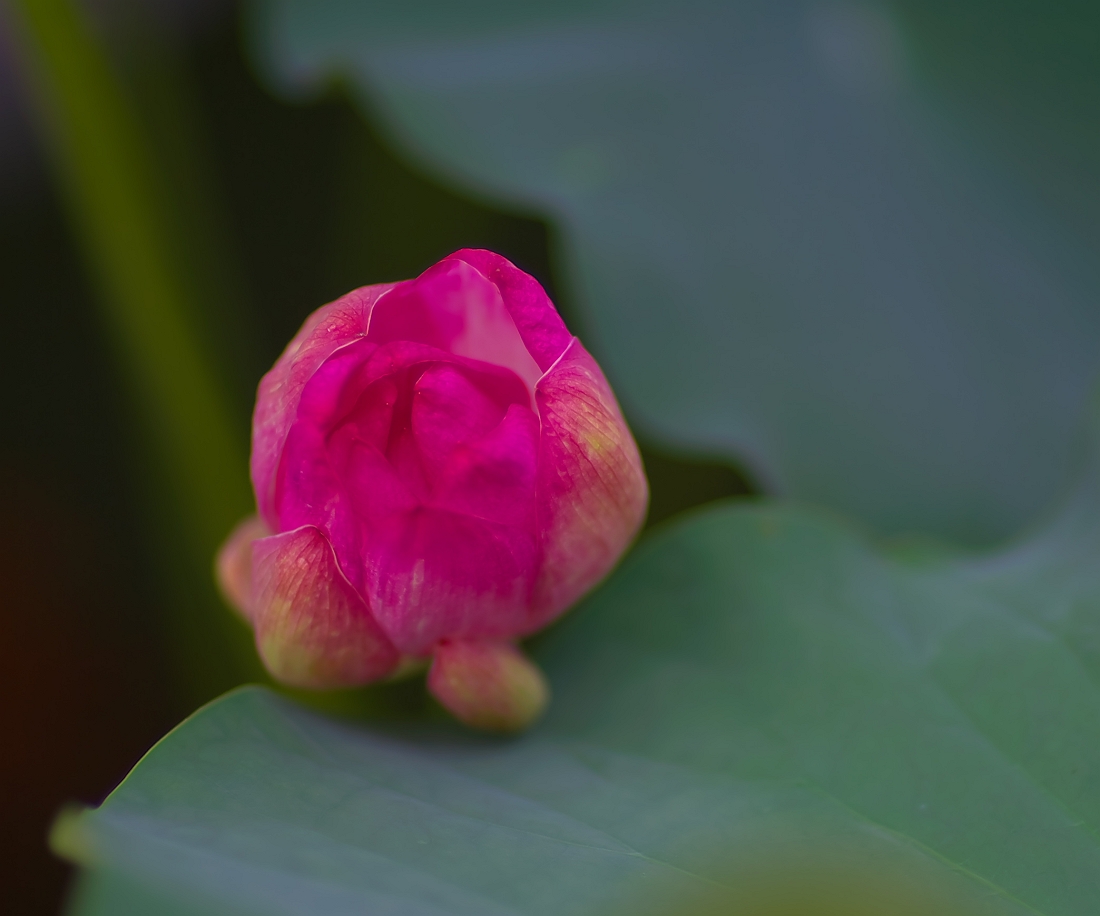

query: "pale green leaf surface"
xmin=249 ymin=0 xmax=1100 ymax=545
xmin=59 ymin=453 xmax=1100 ymax=914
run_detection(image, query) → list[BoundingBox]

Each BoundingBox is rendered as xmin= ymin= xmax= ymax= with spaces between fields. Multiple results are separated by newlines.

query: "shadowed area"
xmin=640 ymin=442 xmax=755 ymax=530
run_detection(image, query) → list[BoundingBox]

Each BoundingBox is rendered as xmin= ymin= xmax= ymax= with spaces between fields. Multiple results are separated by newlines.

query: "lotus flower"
xmin=217 ymin=250 xmax=647 ymax=730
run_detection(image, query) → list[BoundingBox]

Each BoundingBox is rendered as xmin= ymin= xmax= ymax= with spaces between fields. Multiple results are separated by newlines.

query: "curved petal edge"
xmin=250 ymin=526 xmax=399 ymax=689
xmin=252 ymin=282 xmax=398 ymax=526
xmin=531 ymin=339 xmax=649 ymax=630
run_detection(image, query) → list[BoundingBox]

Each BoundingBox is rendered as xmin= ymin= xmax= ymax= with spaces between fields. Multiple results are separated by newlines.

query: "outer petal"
xmin=448 ymin=249 xmax=574 ymax=371
xmin=250 ymin=526 xmax=399 ymax=688
xmin=528 ymin=338 xmax=649 ymax=631
xmin=214 ymin=514 xmax=272 ymax=619
xmin=364 ymin=508 xmax=538 ymax=655
xmin=251 ymin=282 xmax=398 ymax=527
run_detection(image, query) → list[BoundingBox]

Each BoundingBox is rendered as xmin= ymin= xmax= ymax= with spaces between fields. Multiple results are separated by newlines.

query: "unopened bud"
xmin=428 ymin=640 xmax=549 ymax=732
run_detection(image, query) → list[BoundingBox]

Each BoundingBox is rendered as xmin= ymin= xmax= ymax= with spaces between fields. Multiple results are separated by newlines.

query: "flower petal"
xmin=411 ymin=363 xmax=531 ymax=489
xmin=250 ymin=526 xmax=399 ymax=688
xmin=364 ymin=509 xmax=538 ymax=655
xmin=427 ymin=640 xmax=549 ymax=732
xmin=429 ymin=403 xmax=540 ymax=530
xmin=252 ymin=282 xmax=397 ymax=527
xmin=214 ymin=514 xmax=272 ymax=619
xmin=368 ymin=256 xmax=545 ymax=396
xmin=448 ymin=249 xmax=573 ymax=371
xmin=529 ymin=338 xmax=649 ymax=631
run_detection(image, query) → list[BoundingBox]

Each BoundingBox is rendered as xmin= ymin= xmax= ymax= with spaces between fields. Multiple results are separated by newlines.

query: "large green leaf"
xmin=56 ymin=436 xmax=1100 ymax=914
xmin=248 ymin=0 xmax=1100 ymax=545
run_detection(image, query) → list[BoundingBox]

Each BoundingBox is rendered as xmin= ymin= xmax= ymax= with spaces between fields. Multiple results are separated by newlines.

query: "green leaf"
xmin=248 ymin=0 xmax=1100 ymax=545
xmin=56 ymin=438 xmax=1100 ymax=914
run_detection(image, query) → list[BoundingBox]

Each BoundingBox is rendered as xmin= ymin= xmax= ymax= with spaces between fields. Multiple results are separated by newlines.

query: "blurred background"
xmin=3 ymin=0 xmax=1099 ymax=912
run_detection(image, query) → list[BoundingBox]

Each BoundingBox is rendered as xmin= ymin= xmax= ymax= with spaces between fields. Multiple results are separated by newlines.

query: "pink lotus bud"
xmin=218 ymin=250 xmax=647 ymax=728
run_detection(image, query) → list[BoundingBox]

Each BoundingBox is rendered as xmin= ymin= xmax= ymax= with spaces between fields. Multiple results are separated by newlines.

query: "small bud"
xmin=428 ymin=640 xmax=549 ymax=732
